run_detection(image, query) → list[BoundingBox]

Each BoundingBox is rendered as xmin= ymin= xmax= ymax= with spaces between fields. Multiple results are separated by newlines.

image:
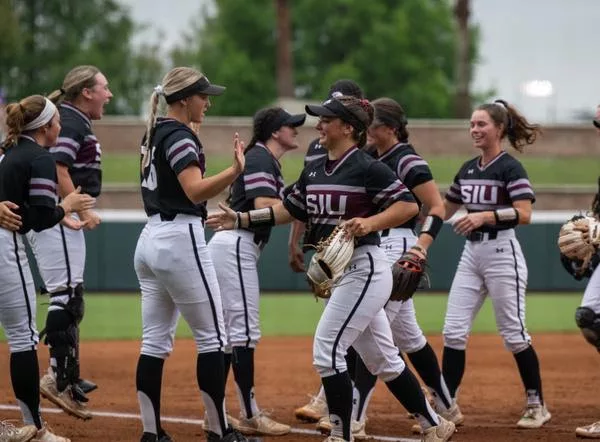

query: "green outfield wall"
xmin=26 ymin=211 xmax=588 ymax=293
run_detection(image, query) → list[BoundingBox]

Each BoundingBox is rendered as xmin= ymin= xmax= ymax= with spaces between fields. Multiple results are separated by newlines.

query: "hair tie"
xmin=153 ymin=84 xmax=165 ymax=96
xmin=358 ymin=99 xmax=370 ymax=112
xmin=59 ymin=88 xmax=66 ymax=95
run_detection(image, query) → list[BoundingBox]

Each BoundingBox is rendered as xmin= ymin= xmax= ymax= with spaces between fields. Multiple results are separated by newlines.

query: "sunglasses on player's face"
xmin=594 ymin=119 xmax=600 ymax=129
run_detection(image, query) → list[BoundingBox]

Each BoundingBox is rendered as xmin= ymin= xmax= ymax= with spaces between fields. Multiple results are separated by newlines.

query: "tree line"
xmin=1 ymin=0 xmax=481 ymax=117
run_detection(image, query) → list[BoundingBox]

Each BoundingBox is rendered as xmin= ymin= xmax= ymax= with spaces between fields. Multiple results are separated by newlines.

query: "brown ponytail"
xmin=477 ymin=100 xmax=542 ymax=153
xmin=1 ymin=95 xmax=47 ymax=150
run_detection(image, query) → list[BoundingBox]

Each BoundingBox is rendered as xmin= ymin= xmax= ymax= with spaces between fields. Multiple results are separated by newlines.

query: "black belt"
xmin=158 ymin=213 xmax=205 ymax=225
xmin=466 ymin=231 xmax=498 ymax=242
xmin=381 ymin=228 xmax=416 ymax=238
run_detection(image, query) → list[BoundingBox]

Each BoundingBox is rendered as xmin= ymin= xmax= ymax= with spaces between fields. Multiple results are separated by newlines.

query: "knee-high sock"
xmin=232 ymin=346 xmax=259 ymax=418
xmin=442 ymin=347 xmax=465 ymax=400
xmin=352 ymin=355 xmax=377 ymax=422
xmin=11 ymin=350 xmax=42 ymax=428
xmin=197 ymin=351 xmax=227 ymax=436
xmin=345 ymin=346 xmax=358 ymax=383
xmin=513 ymin=345 xmax=544 ymax=405
xmin=407 ymin=343 xmax=452 ymax=409
xmin=385 ymin=367 xmax=439 ymax=430
xmin=322 ymin=372 xmax=353 ymax=441
xmin=224 ymin=352 xmax=232 ymax=387
xmin=136 ymin=354 xmax=165 ymax=436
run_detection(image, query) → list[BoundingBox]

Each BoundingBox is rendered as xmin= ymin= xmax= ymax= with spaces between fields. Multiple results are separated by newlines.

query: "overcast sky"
xmin=118 ymin=0 xmax=599 ymax=122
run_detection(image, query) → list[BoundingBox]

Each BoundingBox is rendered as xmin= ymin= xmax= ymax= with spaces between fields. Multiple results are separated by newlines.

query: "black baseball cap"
xmin=327 ymin=79 xmax=364 ymax=99
xmin=165 ymin=76 xmax=225 ymax=104
xmin=261 ymin=108 xmax=306 ymax=136
xmin=305 ymin=98 xmax=366 ymax=131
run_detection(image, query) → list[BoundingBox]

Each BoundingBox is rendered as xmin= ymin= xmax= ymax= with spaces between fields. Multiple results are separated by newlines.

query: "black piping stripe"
xmin=331 ymin=252 xmax=375 ymax=373
xmin=59 ymin=224 xmax=72 ymax=288
xmin=402 ymin=237 xmax=407 ymax=254
xmin=235 ymin=237 xmax=251 ymax=347
xmin=188 ymin=224 xmax=223 ymax=348
xmin=509 ymin=240 xmax=526 ymax=341
xmin=13 ymin=232 xmax=36 ymax=345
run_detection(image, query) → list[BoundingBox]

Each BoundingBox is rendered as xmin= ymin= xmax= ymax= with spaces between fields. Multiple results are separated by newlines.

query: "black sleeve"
xmin=396 ymin=153 xmax=433 ymax=190
xmin=243 ymin=150 xmax=282 ymax=200
xmin=366 ymin=161 xmax=415 ymax=210
xmin=49 ymin=122 xmax=82 ymax=167
xmin=505 ymin=161 xmax=535 ymax=203
xmin=164 ymin=130 xmax=201 ymax=175
xmin=445 ymin=172 xmax=462 ymax=204
xmin=29 ymin=155 xmax=59 ymax=208
xmin=29 ymin=205 xmax=65 ymax=232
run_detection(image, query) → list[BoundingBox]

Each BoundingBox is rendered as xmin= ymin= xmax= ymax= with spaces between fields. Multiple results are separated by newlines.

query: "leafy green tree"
xmin=1 ymin=0 xmax=163 ymax=114
xmin=175 ymin=0 xmax=473 ymax=117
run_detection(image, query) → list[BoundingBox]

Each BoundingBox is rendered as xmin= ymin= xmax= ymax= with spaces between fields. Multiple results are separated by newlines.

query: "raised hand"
xmin=232 ymin=132 xmax=246 ymax=175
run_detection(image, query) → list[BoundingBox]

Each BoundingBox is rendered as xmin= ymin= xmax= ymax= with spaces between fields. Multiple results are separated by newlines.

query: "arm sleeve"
xmin=50 ymin=124 xmax=82 ymax=167
xmin=243 ymin=151 xmax=281 ymax=200
xmin=29 ymin=205 xmax=65 ymax=232
xmin=283 ymin=170 xmax=308 ymax=222
xmin=396 ymin=153 xmax=433 ymax=189
xmin=506 ymin=162 xmax=536 ymax=203
xmin=164 ymin=131 xmax=201 ymax=175
xmin=445 ymin=172 xmax=462 ymax=204
xmin=28 ymin=155 xmax=65 ymax=230
xmin=366 ymin=161 xmax=415 ymax=210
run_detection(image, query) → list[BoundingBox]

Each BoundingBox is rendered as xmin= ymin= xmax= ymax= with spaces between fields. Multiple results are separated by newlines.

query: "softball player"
xmin=573 ymin=106 xmax=600 ymax=439
xmin=0 ymin=94 xmax=96 ymax=442
xmin=441 ymin=100 xmax=550 ymax=428
xmin=291 ymin=80 xmax=364 ymax=425
xmin=27 ymin=66 xmax=112 ymax=419
xmin=208 ymin=95 xmax=455 ymax=442
xmin=332 ymin=97 xmax=455 ymax=437
xmin=134 ymin=67 xmax=247 ymax=442
xmin=207 ymin=107 xmax=305 ymax=436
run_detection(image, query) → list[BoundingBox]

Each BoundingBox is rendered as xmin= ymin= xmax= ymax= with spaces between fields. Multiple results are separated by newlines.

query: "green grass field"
xmin=0 ymin=293 xmax=583 ymax=342
xmin=102 ymin=153 xmax=600 ymax=186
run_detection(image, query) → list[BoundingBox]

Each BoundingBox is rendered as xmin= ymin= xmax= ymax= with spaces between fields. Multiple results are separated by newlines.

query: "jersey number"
xmin=141 ymin=146 xmax=157 ymax=191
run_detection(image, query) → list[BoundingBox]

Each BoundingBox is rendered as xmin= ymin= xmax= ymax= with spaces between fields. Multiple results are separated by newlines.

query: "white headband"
xmin=23 ymin=98 xmax=57 ymax=131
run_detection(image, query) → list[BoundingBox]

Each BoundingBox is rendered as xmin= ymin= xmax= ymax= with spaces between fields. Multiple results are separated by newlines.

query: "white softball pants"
xmin=208 ymin=230 xmax=262 ymax=350
xmin=0 ymin=229 xmax=39 ymax=353
xmin=134 ymin=214 xmax=227 ymax=358
xmin=443 ymin=229 xmax=531 ymax=353
xmin=313 ymin=245 xmax=405 ymax=382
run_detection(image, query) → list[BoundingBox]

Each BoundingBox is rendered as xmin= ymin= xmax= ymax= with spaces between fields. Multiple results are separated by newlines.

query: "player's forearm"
xmin=237 ymin=202 xmax=294 ymax=228
xmin=370 ymin=200 xmax=419 ymax=232
xmin=288 ymin=220 xmax=306 ymax=246
xmin=187 ymin=167 xmax=238 ymax=204
xmin=56 ymin=164 xmax=76 ymax=198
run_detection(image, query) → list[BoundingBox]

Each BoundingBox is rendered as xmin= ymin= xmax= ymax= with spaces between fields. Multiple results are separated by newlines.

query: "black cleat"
xmin=207 ymin=428 xmax=247 ymax=442
xmin=77 ymin=378 xmax=98 ymax=394
xmin=140 ymin=432 xmax=158 ymax=442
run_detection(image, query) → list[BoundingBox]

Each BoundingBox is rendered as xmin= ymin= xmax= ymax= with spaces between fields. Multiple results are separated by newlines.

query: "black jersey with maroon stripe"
xmin=0 ymin=136 xmax=64 ymax=234
xmin=140 ymin=118 xmax=207 ymax=220
xmin=375 ymin=142 xmax=433 ymax=230
xmin=304 ymin=138 xmax=327 ymax=166
xmin=445 ymin=150 xmax=535 ymax=233
xmin=284 ymin=146 xmax=415 ymax=247
xmin=229 ymin=142 xmax=285 ymax=243
xmin=50 ymin=103 xmax=102 ymax=197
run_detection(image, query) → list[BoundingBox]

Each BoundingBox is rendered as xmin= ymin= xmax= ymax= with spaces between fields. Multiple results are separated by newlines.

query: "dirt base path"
xmin=1 ymin=334 xmax=599 ymax=441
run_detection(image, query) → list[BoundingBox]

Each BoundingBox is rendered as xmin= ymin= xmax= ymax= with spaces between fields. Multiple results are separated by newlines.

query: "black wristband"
xmin=494 ymin=208 xmax=519 ymax=227
xmin=420 ymin=214 xmax=443 ymax=240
